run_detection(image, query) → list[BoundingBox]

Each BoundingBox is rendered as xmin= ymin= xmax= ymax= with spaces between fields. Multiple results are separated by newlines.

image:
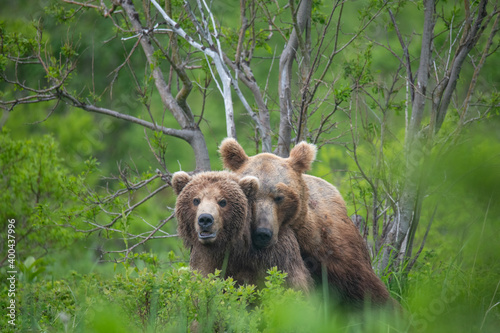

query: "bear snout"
xmin=252 ymin=228 xmax=273 ymax=248
xmin=198 ymin=213 xmax=214 ymax=230
xmin=197 ymin=213 xmax=217 ymax=243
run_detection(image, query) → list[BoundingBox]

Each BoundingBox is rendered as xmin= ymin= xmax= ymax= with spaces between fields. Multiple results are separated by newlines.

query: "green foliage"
xmin=0 ymin=53 xmax=7 ymax=72
xmin=44 ymin=2 xmax=77 ymax=23
xmin=18 ymin=256 xmax=47 ymax=284
xmin=1 ymin=267 xmax=323 ymax=332
xmin=312 ymin=0 xmax=327 ymax=25
xmin=9 ymin=259 xmax=498 ymax=332
xmin=1 ymin=0 xmax=499 ymax=331
xmin=334 ymin=83 xmax=352 ymax=104
xmin=343 ymin=43 xmax=374 ymax=86
xmin=0 ymin=130 xmax=82 ymax=262
xmin=0 ymin=21 xmax=37 ymax=60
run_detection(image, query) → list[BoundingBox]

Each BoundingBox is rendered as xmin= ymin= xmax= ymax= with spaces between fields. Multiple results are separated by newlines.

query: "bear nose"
xmin=198 ymin=213 xmax=214 ymax=229
xmin=253 ymin=228 xmax=273 ymax=248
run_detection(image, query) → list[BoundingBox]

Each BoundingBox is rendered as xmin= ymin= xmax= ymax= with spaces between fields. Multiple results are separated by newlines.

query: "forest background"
xmin=1 ymin=0 xmax=499 ymax=332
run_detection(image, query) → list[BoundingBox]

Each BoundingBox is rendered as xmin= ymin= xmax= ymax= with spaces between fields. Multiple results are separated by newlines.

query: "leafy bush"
xmin=1 ymin=267 xmax=317 ymax=332
xmin=1 ymin=262 xmax=415 ymax=333
xmin=0 ymin=130 xmax=84 ymax=262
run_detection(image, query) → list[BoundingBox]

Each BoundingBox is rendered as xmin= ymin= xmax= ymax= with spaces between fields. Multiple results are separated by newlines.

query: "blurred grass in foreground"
xmin=1 ymin=252 xmax=499 ymax=332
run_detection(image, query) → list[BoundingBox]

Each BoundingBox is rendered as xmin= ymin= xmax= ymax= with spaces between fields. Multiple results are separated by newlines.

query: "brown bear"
xmin=219 ymin=139 xmax=391 ymax=306
xmin=172 ymin=170 xmax=312 ymax=292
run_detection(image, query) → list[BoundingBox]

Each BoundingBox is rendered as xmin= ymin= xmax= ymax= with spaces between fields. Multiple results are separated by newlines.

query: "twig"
xmin=121 ymin=213 xmax=176 ymax=260
xmin=406 ymin=203 xmax=437 ymax=272
xmin=388 ymin=8 xmax=414 ymax=102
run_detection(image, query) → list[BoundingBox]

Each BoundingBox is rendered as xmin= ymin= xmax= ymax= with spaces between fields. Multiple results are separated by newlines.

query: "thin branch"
xmin=109 ymin=36 xmax=142 ymax=97
xmin=149 ymin=35 xmax=192 ymax=109
xmin=235 ymin=0 xmax=248 ymax=66
xmin=310 ymin=1 xmax=388 ymax=106
xmin=62 ymin=0 xmax=101 ymax=10
xmin=60 ymin=91 xmax=194 ymax=140
xmin=388 ymin=8 xmax=414 ymax=103
xmin=121 ymin=0 xmax=194 ymax=127
xmin=406 ymin=204 xmax=437 ymax=272
xmin=81 ymin=182 xmax=170 ymax=233
xmin=223 ymin=55 xmax=271 ymax=151
xmin=460 ymin=9 xmax=500 ymax=122
xmin=433 ymin=0 xmax=490 ymax=133
xmin=150 ymin=0 xmax=237 ymax=138
xmin=121 ymin=213 xmax=176 ymax=260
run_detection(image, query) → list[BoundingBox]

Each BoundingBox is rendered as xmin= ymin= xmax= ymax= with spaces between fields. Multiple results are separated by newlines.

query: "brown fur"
xmin=172 ymin=171 xmax=312 ymax=292
xmin=219 ymin=139 xmax=391 ymax=306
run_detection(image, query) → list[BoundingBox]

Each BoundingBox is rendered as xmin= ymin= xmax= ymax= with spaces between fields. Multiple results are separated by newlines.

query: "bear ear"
xmin=172 ymin=171 xmax=192 ymax=195
xmin=239 ymin=176 xmax=259 ymax=199
xmin=288 ymin=141 xmax=317 ymax=173
xmin=219 ymin=138 xmax=249 ymax=171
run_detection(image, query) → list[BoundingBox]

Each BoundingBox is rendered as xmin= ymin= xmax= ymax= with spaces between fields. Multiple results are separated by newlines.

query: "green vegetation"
xmin=0 ymin=263 xmax=402 ymax=333
xmin=1 ymin=109 xmax=499 ymax=333
xmin=1 ymin=0 xmax=499 ymax=332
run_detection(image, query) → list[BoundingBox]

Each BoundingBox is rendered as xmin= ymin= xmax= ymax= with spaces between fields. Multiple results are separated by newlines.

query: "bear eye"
xmin=193 ymin=198 xmax=200 ymax=206
xmin=218 ymin=199 xmax=227 ymax=207
xmin=274 ymin=195 xmax=284 ymax=204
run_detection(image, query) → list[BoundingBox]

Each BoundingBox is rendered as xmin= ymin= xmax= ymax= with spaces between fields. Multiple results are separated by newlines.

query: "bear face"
xmin=172 ymin=171 xmax=258 ymax=249
xmin=219 ymin=138 xmax=316 ymax=248
xmin=172 ymin=170 xmax=313 ymax=292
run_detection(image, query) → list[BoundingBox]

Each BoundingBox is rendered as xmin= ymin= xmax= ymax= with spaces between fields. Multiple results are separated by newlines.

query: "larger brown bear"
xmin=219 ymin=139 xmax=390 ymax=306
xmin=172 ymin=171 xmax=312 ymax=292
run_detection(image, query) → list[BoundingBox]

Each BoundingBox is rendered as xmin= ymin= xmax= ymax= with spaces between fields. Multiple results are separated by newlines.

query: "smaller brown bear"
xmin=172 ymin=171 xmax=312 ymax=292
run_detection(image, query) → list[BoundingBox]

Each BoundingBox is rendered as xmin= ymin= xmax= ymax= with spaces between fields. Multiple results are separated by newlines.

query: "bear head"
xmin=219 ymin=138 xmax=316 ymax=248
xmin=172 ymin=171 xmax=259 ymax=250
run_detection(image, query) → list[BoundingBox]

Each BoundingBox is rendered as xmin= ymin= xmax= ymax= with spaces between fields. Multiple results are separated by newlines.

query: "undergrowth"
xmin=2 ymin=266 xmax=408 ymax=333
xmin=1 ymin=255 xmax=499 ymax=332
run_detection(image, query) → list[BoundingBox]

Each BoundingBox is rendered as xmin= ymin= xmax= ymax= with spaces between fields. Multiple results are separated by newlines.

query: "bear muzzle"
xmin=197 ymin=213 xmax=217 ymax=242
xmin=252 ymin=228 xmax=273 ymax=248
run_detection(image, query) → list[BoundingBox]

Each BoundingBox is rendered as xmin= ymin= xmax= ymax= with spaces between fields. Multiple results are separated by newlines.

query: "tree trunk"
xmin=277 ymin=0 xmax=312 ymax=157
xmin=378 ymin=0 xmax=435 ymax=271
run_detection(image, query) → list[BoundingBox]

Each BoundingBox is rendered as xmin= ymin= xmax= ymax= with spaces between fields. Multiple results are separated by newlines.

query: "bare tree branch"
xmin=223 ymin=55 xmax=272 ymax=152
xmin=433 ymin=0 xmax=490 ymax=133
xmin=460 ymin=7 xmax=500 ymax=123
xmin=120 ymin=0 xmax=210 ymax=171
xmin=115 ymin=213 xmax=177 ymax=262
xmin=121 ymin=0 xmax=194 ymax=128
xmin=60 ymin=91 xmax=195 ymax=140
xmin=388 ymin=8 xmax=415 ymax=103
